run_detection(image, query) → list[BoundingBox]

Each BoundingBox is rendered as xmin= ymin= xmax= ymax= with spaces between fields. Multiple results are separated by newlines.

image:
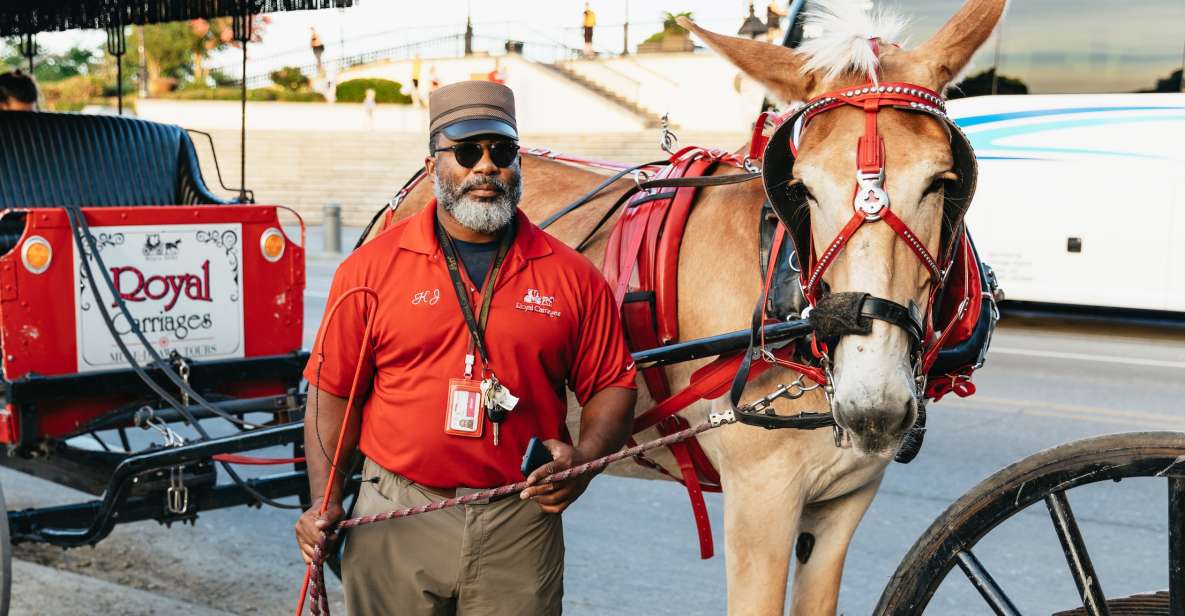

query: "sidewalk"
xmin=288 ymin=224 xmax=365 ymax=265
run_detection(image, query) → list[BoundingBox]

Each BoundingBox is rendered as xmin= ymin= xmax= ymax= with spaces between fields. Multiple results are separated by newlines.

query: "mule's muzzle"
xmin=832 ymin=387 xmax=919 ymax=455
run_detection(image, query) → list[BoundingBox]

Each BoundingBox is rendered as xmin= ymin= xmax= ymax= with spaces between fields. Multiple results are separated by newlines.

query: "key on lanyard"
xmin=481 ymin=377 xmax=518 ymax=446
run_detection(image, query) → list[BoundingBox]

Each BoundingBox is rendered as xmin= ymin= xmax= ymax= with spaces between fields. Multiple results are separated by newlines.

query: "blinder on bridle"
xmin=760 ymin=84 xmax=979 ymax=354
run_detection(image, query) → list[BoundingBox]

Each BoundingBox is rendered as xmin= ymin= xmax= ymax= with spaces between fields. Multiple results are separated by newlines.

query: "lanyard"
xmin=434 ymin=215 xmax=514 ymax=378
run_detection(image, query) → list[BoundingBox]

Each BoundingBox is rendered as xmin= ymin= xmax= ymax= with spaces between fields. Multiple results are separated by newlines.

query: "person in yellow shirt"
xmin=410 ymin=54 xmax=424 ymax=106
xmin=582 ymin=3 xmax=596 ymax=58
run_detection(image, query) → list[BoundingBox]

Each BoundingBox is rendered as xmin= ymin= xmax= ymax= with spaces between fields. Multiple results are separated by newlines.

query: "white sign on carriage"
xmin=73 ymin=224 xmax=246 ymax=373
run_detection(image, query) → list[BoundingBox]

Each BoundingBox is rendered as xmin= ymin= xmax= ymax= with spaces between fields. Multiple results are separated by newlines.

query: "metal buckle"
xmin=167 ymin=465 xmax=189 ymax=515
xmin=854 ymin=169 xmax=890 ymax=220
xmin=659 ymin=113 xmax=679 ymax=155
xmin=708 ymin=408 xmax=736 ymax=426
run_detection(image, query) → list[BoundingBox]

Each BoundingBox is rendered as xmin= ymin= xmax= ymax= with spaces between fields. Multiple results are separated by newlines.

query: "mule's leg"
xmin=787 ymin=474 xmax=884 ymax=616
xmin=720 ymin=463 xmax=804 ymax=616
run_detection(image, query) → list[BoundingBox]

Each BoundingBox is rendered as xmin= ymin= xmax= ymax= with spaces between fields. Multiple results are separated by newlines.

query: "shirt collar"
xmin=399 ymin=199 xmax=552 ymax=262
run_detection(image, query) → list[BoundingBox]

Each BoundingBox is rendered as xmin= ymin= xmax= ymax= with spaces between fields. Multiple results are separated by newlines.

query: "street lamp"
xmin=737 ymin=2 xmax=769 ymax=39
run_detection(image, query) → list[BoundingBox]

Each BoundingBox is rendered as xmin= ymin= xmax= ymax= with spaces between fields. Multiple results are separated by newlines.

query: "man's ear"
xmin=424 ymin=156 xmax=436 ymax=181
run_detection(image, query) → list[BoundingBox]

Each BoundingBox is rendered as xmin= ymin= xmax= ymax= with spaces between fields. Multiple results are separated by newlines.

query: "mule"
xmin=362 ymin=0 xmax=1005 ymax=612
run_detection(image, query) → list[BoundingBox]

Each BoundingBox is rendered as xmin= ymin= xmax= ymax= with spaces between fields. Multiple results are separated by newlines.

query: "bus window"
xmin=995 ymin=0 xmax=1185 ymax=94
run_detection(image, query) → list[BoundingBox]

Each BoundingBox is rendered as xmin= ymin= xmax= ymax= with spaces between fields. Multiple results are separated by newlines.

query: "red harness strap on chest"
xmin=603 ymin=152 xmax=719 ymax=400
xmin=601 ymin=148 xmax=761 ymax=560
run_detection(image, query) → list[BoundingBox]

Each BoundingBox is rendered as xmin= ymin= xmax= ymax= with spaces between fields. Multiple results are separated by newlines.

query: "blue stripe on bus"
xmin=962 ymin=113 xmax=1185 ymax=160
xmin=954 ymin=106 xmax=1183 ymax=128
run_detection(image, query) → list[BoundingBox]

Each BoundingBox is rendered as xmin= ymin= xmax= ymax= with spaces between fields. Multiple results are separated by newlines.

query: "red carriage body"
xmin=0 ymin=204 xmax=305 ymax=445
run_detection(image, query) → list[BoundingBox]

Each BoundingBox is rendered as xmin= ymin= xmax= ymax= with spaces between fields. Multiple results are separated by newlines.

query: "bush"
xmin=164 ymin=86 xmax=325 ymax=102
xmin=335 ymin=78 xmax=411 ymax=104
xmin=40 ymin=75 xmax=102 ymax=111
xmin=270 ymin=66 xmax=309 ymax=92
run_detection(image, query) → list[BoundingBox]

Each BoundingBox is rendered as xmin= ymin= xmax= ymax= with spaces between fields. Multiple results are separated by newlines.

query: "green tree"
xmin=948 ymin=69 xmax=1028 ymax=99
xmin=270 ymin=66 xmax=309 ymax=92
xmin=644 ymin=11 xmax=694 ymax=44
xmin=123 ymin=16 xmax=266 ymax=92
xmin=1 ymin=39 xmax=98 ymax=83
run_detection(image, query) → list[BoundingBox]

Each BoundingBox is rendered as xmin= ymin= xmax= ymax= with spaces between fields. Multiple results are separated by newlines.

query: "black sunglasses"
xmin=433 ymin=141 xmax=520 ymax=169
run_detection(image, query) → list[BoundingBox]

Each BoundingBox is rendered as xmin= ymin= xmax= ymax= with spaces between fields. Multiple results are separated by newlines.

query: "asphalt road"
xmin=6 ymin=227 xmax=1184 ymax=615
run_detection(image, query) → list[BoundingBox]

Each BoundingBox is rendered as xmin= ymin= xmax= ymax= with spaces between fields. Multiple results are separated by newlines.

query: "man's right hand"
xmin=295 ymin=498 xmax=344 ymax=565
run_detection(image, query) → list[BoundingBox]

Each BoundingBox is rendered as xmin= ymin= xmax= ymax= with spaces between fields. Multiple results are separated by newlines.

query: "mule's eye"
xmin=787 ymin=180 xmax=814 ymax=205
xmin=926 ymin=171 xmax=959 ymax=196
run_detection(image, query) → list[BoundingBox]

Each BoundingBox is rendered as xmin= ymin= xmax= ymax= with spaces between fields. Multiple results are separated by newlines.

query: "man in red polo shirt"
xmin=295 ymin=81 xmax=637 ymax=615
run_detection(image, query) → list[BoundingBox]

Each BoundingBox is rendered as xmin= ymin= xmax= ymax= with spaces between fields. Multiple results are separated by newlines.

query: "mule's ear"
xmin=677 ymin=17 xmax=816 ymax=102
xmin=908 ymin=0 xmax=1007 ymax=87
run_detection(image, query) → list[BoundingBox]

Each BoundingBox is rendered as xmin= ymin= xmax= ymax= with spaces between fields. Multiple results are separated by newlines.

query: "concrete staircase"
xmin=537 ymin=62 xmax=665 ymax=129
xmin=189 ymin=128 xmax=747 ymax=227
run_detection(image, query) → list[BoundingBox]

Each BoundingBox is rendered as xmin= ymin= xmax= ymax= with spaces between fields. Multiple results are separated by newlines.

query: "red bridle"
xmin=792 ymin=82 xmax=950 ymax=308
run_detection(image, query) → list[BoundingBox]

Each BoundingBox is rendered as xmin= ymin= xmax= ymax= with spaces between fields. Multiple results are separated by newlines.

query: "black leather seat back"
xmin=0 ymin=111 xmax=230 ymax=208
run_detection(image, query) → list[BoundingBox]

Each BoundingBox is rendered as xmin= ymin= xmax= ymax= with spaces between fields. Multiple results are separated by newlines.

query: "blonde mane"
xmin=797 ymin=0 xmax=909 ymax=84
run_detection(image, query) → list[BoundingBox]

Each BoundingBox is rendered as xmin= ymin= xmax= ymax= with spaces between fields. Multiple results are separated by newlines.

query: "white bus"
xmin=792 ymin=0 xmax=1185 ymax=314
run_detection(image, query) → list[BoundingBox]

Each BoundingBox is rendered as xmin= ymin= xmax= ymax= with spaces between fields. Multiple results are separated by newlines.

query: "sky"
xmin=29 ymin=0 xmax=1184 ymax=94
xmin=36 ymin=1 xmax=775 ymax=60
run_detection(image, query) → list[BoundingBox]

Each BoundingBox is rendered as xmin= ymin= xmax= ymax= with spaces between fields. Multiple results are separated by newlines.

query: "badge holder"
xmin=444 ymin=353 xmax=485 ymax=438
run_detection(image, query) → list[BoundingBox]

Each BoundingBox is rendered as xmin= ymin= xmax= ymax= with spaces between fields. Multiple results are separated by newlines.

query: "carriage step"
xmin=1052 ymin=590 xmax=1169 ymax=616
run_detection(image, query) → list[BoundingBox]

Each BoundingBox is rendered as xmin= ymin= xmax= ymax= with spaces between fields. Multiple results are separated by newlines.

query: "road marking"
xmin=991 ymin=346 xmax=1185 ymax=370
xmin=944 ymin=395 xmax=1185 ymax=429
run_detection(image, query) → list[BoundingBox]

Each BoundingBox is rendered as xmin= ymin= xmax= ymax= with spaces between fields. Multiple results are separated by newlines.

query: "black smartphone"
xmin=520 ymin=437 xmax=554 ymax=477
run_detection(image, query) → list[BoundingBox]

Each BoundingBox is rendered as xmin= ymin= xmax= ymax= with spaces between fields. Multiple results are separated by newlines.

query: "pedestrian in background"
xmin=582 ymin=3 xmax=597 ymax=58
xmin=0 ymin=70 xmax=37 ymax=111
xmin=487 ymin=58 xmax=506 ymax=84
xmin=363 ymin=88 xmax=376 ymax=127
xmin=428 ymin=64 xmax=441 ymax=93
xmin=410 ymin=53 xmax=424 ymax=106
xmin=766 ymin=2 xmax=788 ymax=43
xmin=310 ymin=27 xmax=325 ymax=75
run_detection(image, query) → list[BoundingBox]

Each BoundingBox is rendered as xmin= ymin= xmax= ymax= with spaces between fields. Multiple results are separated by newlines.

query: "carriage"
xmin=0 ymin=0 xmax=1182 ymax=615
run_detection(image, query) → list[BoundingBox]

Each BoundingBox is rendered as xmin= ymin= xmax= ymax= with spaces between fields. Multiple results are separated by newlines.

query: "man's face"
xmin=1 ymin=97 xmax=33 ymax=111
xmin=427 ymin=134 xmax=523 ymax=234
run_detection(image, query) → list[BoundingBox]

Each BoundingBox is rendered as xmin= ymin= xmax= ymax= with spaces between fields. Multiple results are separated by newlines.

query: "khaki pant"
xmin=343 ymin=458 xmax=564 ymax=615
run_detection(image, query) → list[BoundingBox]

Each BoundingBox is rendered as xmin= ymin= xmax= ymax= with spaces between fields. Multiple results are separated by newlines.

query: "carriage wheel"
xmin=0 ymin=481 xmax=11 ymax=616
xmin=875 ymin=431 xmax=1185 ymax=616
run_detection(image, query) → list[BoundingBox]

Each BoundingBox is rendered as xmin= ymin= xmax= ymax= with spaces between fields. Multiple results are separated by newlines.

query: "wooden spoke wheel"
xmin=875 ymin=432 xmax=1185 ymax=616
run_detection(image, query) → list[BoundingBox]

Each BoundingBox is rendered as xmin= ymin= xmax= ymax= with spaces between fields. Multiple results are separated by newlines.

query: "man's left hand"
xmin=520 ymin=440 xmax=594 ymax=513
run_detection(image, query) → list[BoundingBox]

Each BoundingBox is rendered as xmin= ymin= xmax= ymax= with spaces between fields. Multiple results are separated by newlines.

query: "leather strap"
xmin=538 ymin=160 xmax=667 ymax=230
xmin=860 ymin=295 xmax=924 ymax=347
xmin=434 ymin=213 xmax=514 ymax=373
xmin=668 ymin=437 xmax=714 ymax=559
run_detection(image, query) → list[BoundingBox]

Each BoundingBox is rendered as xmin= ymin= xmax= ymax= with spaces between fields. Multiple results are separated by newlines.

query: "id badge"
xmin=445 ymin=378 xmax=485 ymax=437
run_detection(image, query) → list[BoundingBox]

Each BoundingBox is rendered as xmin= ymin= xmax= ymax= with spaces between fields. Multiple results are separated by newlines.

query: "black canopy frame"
xmin=0 ymin=0 xmax=353 ymax=37
xmin=1 ymin=0 xmax=353 ymax=201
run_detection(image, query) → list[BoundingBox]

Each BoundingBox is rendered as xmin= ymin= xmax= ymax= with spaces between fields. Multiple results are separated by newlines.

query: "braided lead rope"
xmin=302 ymin=416 xmax=729 ymax=615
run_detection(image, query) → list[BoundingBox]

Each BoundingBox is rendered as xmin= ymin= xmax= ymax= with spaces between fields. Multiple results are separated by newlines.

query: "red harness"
xmin=602 ymin=145 xmax=745 ymax=559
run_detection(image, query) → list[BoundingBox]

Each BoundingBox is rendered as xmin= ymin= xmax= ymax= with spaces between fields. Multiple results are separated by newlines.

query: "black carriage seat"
xmin=0 ymin=110 xmax=233 ymax=254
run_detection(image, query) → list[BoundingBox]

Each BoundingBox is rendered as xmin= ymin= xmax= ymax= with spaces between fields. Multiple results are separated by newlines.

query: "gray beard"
xmin=434 ymin=168 xmax=522 ymax=234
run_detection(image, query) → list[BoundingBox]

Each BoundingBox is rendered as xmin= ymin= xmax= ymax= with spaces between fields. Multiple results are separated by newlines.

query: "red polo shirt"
xmin=305 ymin=202 xmax=636 ymax=489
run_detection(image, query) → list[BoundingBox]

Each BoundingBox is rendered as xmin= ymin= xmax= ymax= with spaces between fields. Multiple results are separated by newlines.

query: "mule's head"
xmin=683 ymin=0 xmax=1004 ymax=454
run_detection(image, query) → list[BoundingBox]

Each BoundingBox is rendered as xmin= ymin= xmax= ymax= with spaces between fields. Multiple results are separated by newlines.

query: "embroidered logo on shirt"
xmin=412 ymin=288 xmax=441 ymax=306
xmin=516 ymin=288 xmax=561 ymax=318
xmin=522 ymin=288 xmax=555 ymax=307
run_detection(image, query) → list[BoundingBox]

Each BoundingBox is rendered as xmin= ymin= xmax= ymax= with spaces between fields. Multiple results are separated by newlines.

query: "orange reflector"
xmin=21 ymin=236 xmax=52 ymax=274
xmin=260 ymin=228 xmax=285 ymax=262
